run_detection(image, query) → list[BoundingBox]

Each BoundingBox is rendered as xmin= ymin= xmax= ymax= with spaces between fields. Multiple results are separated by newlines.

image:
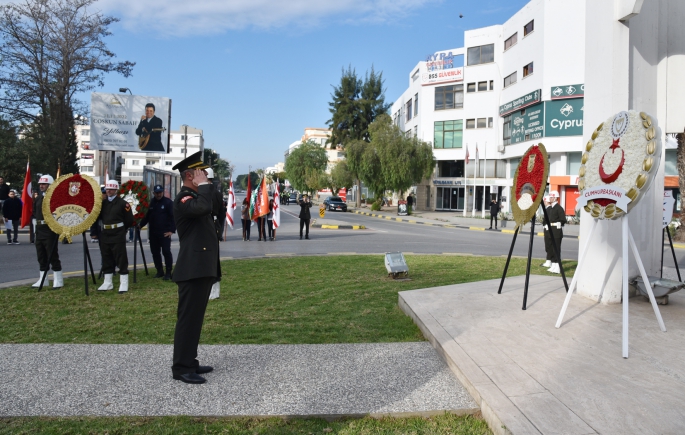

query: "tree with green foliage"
xmin=0 ymin=0 xmax=134 ymax=177
xmin=325 ymin=160 xmax=355 ymax=196
xmin=327 ymin=66 xmax=390 ymax=206
xmin=236 ymin=172 xmax=260 ymax=191
xmin=285 ymin=140 xmax=327 ymax=194
xmin=0 ymin=119 xmax=23 ymax=186
xmin=203 ymin=147 xmax=235 ymax=188
xmin=372 ymin=114 xmax=435 ymax=198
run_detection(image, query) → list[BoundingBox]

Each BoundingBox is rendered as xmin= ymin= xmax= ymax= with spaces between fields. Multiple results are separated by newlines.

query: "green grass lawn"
xmin=0 ymin=255 xmax=575 ymax=345
xmin=0 ymin=414 xmax=492 ymax=435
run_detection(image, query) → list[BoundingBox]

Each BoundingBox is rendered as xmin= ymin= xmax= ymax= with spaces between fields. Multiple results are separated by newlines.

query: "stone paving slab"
xmin=0 ymin=342 xmax=477 ymax=418
xmin=399 ymin=274 xmax=685 ymax=435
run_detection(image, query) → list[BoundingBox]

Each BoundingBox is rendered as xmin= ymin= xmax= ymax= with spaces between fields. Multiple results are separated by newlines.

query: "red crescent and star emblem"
xmin=599 ymin=138 xmax=625 ymax=183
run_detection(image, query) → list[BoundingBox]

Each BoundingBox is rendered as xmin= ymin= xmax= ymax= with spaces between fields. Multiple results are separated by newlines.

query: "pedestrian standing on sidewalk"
xmin=267 ymin=198 xmax=274 ymax=241
xmin=140 ymin=185 xmax=176 ymax=280
xmin=0 ymin=176 xmax=9 ymax=216
xmin=2 ymin=189 xmax=22 ymax=244
xmin=32 ymin=175 xmax=63 ymax=288
xmin=489 ymin=199 xmax=500 ymax=230
xmin=241 ymin=198 xmax=250 ymax=241
xmin=298 ymin=194 xmax=312 ymax=240
xmin=541 ymin=195 xmax=553 ymax=269
xmin=406 ymin=193 xmax=414 ymax=213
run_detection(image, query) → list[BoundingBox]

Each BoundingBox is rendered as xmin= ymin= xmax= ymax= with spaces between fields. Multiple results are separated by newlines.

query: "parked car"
xmin=323 ymin=196 xmax=347 ymax=212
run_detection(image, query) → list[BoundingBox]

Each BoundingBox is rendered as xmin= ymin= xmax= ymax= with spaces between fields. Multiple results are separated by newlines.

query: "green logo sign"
xmin=550 ymin=84 xmax=584 ymax=100
xmin=544 ymin=99 xmax=584 ymax=137
xmin=499 ymin=90 xmax=541 ymax=116
xmin=510 ymin=103 xmax=544 ymax=144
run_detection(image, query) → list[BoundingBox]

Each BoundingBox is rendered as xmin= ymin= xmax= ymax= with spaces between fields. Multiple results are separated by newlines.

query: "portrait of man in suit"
xmin=135 ymin=103 xmax=165 ymax=152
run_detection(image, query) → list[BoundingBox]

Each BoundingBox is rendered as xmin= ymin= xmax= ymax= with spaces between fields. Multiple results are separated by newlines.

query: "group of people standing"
xmin=239 ymin=193 xmax=312 ymax=241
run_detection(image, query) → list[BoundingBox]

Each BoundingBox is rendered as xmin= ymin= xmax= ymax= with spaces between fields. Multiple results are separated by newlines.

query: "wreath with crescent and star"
xmin=43 ymin=173 xmax=102 ymax=242
xmin=578 ymin=110 xmax=662 ymax=220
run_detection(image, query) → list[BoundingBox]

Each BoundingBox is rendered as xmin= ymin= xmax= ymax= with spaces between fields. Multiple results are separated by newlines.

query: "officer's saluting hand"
xmin=170 ymin=152 xmax=221 ymax=385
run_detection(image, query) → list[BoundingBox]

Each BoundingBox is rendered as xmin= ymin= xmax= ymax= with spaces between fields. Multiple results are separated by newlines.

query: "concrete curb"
xmin=311 ymin=224 xmax=366 ymax=230
xmin=352 ymin=210 xmax=579 ymax=240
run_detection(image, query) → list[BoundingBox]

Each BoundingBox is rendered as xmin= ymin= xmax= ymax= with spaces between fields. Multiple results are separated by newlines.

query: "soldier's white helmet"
xmin=205 ymin=168 xmax=214 ymax=178
xmin=105 ymin=180 xmax=120 ymax=190
xmin=549 ymin=190 xmax=559 ymax=199
xmin=38 ymin=174 xmax=54 ymax=185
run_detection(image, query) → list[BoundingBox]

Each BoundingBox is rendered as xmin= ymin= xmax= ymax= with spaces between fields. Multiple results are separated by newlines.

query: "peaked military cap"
xmin=172 ymin=151 xmax=210 ymax=172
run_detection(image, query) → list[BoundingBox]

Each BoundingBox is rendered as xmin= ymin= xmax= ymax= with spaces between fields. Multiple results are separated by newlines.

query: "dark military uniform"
xmin=171 ymin=184 xmax=221 ymax=377
xmin=210 ymin=184 xmax=223 ymax=239
xmin=545 ymin=202 xmax=565 ymax=262
xmin=34 ymin=193 xmax=61 ymax=272
xmin=140 ymin=195 xmax=176 ymax=277
xmin=99 ymin=196 xmax=134 ymax=274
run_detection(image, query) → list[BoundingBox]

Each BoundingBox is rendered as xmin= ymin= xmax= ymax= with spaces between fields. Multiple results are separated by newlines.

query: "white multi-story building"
xmin=391 ymin=0 xmax=659 ymax=215
xmin=284 ymin=127 xmax=344 ymax=174
xmin=119 ymin=126 xmax=204 ymax=182
xmin=74 ymin=124 xmax=107 ymax=182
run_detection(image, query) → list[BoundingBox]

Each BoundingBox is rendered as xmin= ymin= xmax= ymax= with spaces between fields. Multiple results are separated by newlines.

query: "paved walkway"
xmin=0 ymin=342 xmax=476 ymax=418
xmin=400 ymin=274 xmax=685 ymax=435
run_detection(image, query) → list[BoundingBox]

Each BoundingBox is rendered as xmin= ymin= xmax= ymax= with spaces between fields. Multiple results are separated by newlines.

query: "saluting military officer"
xmin=170 ymin=152 xmax=221 ymax=384
xmin=32 ymin=174 xmax=63 ymax=289
xmin=545 ymin=190 xmax=565 ymax=274
xmin=98 ymin=179 xmax=134 ymax=293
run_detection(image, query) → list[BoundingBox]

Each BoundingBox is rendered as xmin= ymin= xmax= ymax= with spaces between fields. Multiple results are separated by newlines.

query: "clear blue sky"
xmin=93 ymin=0 xmax=529 ymax=176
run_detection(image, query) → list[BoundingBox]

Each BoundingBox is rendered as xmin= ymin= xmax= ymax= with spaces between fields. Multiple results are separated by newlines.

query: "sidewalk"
xmin=0 ymin=342 xmax=476 ymax=418
xmin=347 ymin=205 xmax=581 ymax=238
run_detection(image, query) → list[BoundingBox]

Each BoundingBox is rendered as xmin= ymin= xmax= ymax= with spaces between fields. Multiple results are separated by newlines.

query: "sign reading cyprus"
xmin=90 ymin=92 xmax=171 ymax=153
xmin=577 ymin=110 xmax=662 ymax=219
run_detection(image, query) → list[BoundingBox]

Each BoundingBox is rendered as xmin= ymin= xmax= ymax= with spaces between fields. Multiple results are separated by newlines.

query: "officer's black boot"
xmin=154 ymin=269 xmax=164 ymax=278
xmin=163 ymin=268 xmax=172 ymax=281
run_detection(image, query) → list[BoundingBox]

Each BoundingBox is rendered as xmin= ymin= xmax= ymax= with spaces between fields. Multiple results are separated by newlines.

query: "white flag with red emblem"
xmin=226 ymin=179 xmax=236 ymax=229
xmin=273 ymin=180 xmax=281 ymax=229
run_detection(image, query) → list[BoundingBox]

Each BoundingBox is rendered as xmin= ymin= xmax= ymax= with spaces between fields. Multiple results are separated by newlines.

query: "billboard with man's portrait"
xmin=90 ymin=93 xmax=171 ymax=153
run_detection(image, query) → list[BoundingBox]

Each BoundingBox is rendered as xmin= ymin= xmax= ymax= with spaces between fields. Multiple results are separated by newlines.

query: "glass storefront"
xmin=436 ymin=187 xmax=465 ymax=210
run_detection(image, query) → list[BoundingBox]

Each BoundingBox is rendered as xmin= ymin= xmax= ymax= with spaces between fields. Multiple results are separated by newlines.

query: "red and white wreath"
xmin=118 ymin=180 xmax=150 ymax=225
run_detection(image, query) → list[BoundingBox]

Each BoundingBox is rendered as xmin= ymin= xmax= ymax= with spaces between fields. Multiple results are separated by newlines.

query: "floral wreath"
xmin=511 ymin=143 xmax=550 ymax=228
xmin=578 ymin=110 xmax=661 ymax=220
xmin=43 ymin=173 xmax=102 ymax=242
xmin=119 ymin=180 xmax=150 ymax=225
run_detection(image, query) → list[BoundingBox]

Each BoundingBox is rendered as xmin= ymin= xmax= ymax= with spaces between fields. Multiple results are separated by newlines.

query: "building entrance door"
xmin=436 ymin=187 xmax=464 ymax=210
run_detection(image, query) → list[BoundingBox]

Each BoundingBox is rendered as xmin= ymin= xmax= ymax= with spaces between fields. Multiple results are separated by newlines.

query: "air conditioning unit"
xmin=497 ymin=144 xmax=505 ymax=153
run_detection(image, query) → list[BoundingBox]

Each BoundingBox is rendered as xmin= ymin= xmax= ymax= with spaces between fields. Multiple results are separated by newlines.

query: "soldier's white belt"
xmin=103 ymin=222 xmax=124 ymax=230
xmin=35 ymin=219 xmax=47 ymax=225
xmin=551 ymin=222 xmax=562 ymax=229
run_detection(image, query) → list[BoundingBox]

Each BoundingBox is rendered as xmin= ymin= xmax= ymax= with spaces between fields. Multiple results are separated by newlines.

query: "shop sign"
xmin=663 ymin=190 xmax=675 ymax=229
xmin=510 ymin=103 xmax=544 ymax=144
xmin=544 ymin=98 xmax=584 ymax=137
xmin=499 ymin=89 xmax=541 ymax=116
xmin=422 ymin=67 xmax=463 ymax=85
xmin=433 ymin=179 xmax=463 ymax=186
xmin=551 ymin=84 xmax=584 ymax=100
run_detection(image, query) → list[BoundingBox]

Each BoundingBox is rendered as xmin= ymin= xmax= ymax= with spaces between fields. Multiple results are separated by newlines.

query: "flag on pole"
xmin=273 ymin=179 xmax=281 ymax=229
xmin=20 ymin=162 xmax=32 ymax=229
xmin=105 ymin=167 xmax=109 ymax=183
xmin=249 ymin=176 xmax=269 ymax=220
xmin=226 ymin=179 xmax=236 ymax=229
xmin=246 ymin=174 xmax=252 ymax=205
xmin=465 ymin=144 xmax=470 ymax=165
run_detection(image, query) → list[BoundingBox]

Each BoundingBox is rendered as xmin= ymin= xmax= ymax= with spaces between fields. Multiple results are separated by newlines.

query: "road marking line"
xmin=469 ymin=227 xmax=485 ymax=231
xmin=501 ymin=229 xmax=516 ymax=234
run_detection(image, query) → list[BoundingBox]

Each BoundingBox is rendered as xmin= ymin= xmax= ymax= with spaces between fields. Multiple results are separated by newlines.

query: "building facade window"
xmin=414 ymin=126 xmax=418 ymax=137
xmin=465 ymin=119 xmax=475 ymax=129
xmin=567 ymin=152 xmax=582 ymax=176
xmin=504 ymin=32 xmax=518 ymax=50
xmin=489 ymin=80 xmax=494 ymax=90
xmin=435 ymin=85 xmax=464 ymax=110
xmin=414 ymin=94 xmax=419 ymax=116
xmin=438 ymin=160 xmax=465 ymax=177
xmin=488 ymin=117 xmax=494 ymax=128
xmin=80 ymin=166 xmax=93 ymax=172
xmin=146 ymin=160 xmax=155 ymax=165
xmin=81 ymin=129 xmax=90 ymax=136
xmin=477 ymin=118 xmax=487 ymax=128
xmin=504 ymin=71 xmax=517 ymax=88
xmin=503 ymin=114 xmax=512 ymax=145
xmin=467 ymin=83 xmax=476 ymax=93
xmin=467 ymin=43 xmax=495 ymax=66
xmin=406 ymin=99 xmax=413 ymax=122
xmin=523 ymin=62 xmax=534 ymax=77
xmin=665 ymin=149 xmax=677 ymax=175
xmin=131 ymin=160 xmax=140 ymax=166
xmin=478 ymin=81 xmax=488 ymax=91
xmin=434 ymin=120 xmax=463 ymax=149
xmin=165 ymin=161 xmax=173 ymax=166
xmin=509 ymin=158 xmax=520 ymax=178
xmin=524 ymin=20 xmax=534 ymax=36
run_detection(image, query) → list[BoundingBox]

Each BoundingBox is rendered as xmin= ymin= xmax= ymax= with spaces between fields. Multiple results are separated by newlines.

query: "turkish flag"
xmin=20 ymin=162 xmax=32 ymax=229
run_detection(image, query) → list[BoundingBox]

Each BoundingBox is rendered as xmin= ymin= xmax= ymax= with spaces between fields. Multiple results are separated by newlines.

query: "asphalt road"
xmin=2 ymin=197 xmax=682 ymax=285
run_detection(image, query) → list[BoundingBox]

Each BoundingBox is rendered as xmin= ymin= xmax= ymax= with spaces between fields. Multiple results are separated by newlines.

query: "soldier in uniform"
xmin=140 ymin=185 xmax=176 ymax=280
xmin=97 ymin=180 xmax=134 ymax=293
xmin=171 ymin=152 xmax=221 ymax=384
xmin=546 ymin=190 xmax=565 ymax=274
xmin=541 ymin=195 xmax=552 ymax=269
xmin=32 ymin=175 xmax=63 ymax=289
